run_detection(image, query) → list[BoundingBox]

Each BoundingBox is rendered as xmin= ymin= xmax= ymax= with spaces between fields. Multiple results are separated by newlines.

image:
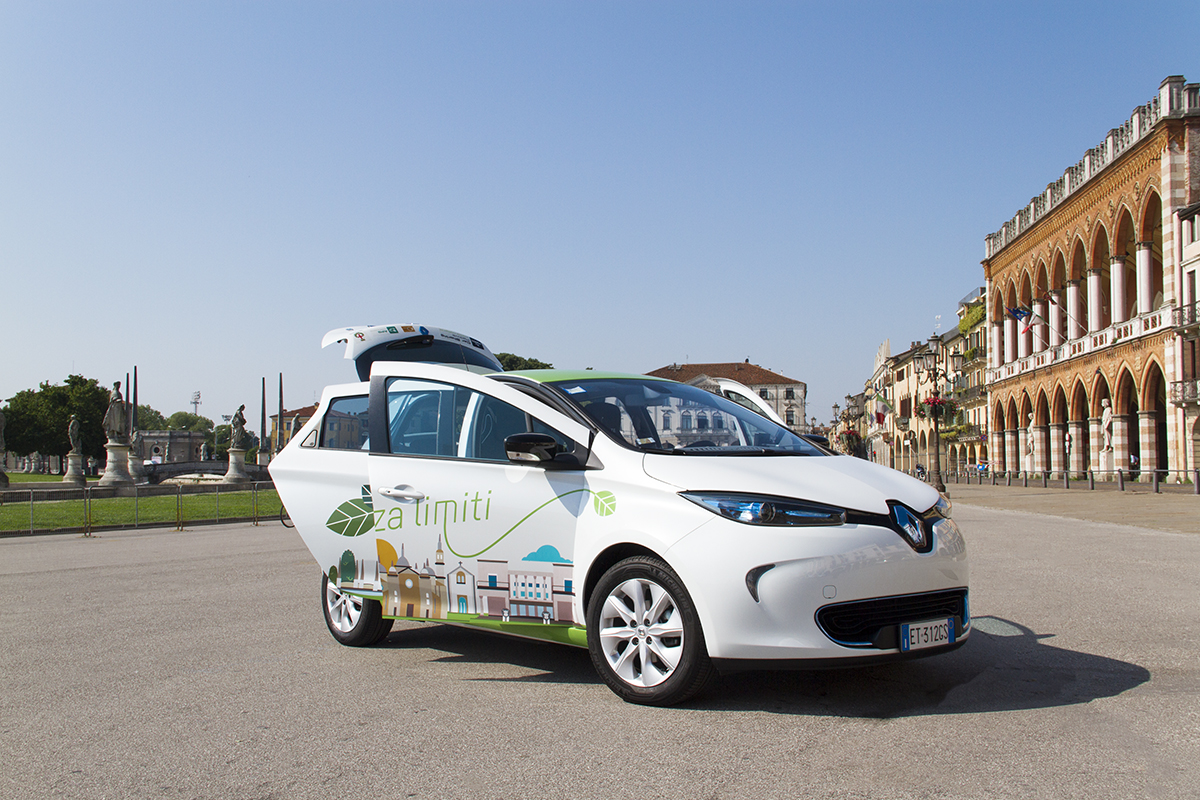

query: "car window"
xmin=550 ymin=378 xmax=823 ymax=456
xmin=320 ymin=395 xmax=369 ymax=450
xmin=385 ymin=378 xmax=466 ymax=456
xmin=386 ymin=377 xmax=573 ymax=461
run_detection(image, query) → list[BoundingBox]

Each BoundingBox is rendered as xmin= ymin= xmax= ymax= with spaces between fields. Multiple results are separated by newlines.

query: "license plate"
xmin=899 ymin=618 xmax=955 ymax=652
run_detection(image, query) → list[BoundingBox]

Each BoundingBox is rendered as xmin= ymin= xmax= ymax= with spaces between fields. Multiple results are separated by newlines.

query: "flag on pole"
xmin=873 ymin=393 xmax=893 ymax=425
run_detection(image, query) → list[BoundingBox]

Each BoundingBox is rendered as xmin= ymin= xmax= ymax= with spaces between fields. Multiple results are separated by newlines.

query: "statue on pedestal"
xmin=1100 ymin=398 xmax=1114 ymax=452
xmin=201 ymin=442 xmax=212 ymax=461
xmin=68 ymin=415 xmax=82 ymax=455
xmin=1024 ymin=413 xmax=1035 ymax=457
xmin=102 ymin=382 xmax=128 ymax=444
xmin=230 ymin=405 xmax=247 ymax=450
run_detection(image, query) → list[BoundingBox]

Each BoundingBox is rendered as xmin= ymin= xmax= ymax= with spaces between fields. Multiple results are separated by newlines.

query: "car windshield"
xmin=547 ymin=378 xmax=824 ymax=456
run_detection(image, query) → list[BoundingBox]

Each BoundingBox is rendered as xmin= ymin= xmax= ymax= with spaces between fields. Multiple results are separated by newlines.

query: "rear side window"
xmin=384 ymin=377 xmax=573 ymax=461
xmin=321 ymin=395 xmax=369 ymax=450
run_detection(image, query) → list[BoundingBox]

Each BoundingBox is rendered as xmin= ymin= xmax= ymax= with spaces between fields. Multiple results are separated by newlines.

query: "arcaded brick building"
xmin=983 ymin=76 xmax=1200 ymax=479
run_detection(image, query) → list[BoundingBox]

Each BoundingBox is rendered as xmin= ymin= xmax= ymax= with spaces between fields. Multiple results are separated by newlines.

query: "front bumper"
xmin=663 ymin=515 xmax=969 ymax=662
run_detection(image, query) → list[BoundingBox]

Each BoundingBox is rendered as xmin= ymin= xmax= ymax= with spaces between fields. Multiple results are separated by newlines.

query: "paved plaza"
xmin=1 ymin=492 xmax=1197 ymax=799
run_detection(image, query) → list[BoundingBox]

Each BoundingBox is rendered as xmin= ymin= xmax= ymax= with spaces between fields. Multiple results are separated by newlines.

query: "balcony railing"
xmin=1170 ymin=380 xmax=1199 ymax=405
xmin=1174 ymin=301 xmax=1199 ymax=329
xmin=987 ymin=306 xmax=1170 ymax=384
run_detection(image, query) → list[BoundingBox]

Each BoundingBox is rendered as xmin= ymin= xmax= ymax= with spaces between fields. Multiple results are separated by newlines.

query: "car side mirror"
xmin=504 ymin=433 xmax=559 ymax=463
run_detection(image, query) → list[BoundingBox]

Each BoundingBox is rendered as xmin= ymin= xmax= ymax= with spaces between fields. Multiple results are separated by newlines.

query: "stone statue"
xmin=1100 ymin=398 xmax=1114 ymax=452
xmin=230 ymin=405 xmax=247 ymax=450
xmin=1024 ymin=413 xmax=1035 ymax=456
xmin=201 ymin=442 xmax=211 ymax=461
xmin=130 ymin=430 xmax=142 ymax=458
xmin=102 ymin=382 xmax=128 ymax=443
xmin=68 ymin=415 xmax=82 ymax=454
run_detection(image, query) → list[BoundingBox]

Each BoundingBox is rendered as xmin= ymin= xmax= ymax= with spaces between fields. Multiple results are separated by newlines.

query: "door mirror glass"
xmin=504 ymin=433 xmax=559 ymax=463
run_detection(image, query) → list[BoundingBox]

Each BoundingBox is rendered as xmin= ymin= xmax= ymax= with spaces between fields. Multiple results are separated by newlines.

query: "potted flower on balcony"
xmin=914 ymin=395 xmax=959 ymax=421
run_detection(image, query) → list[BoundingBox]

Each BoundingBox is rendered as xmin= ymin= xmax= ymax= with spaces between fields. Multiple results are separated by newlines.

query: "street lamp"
xmin=915 ymin=334 xmax=965 ymax=493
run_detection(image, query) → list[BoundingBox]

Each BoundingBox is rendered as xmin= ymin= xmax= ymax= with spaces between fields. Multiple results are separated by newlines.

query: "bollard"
xmin=1088 ymin=470 xmax=1095 ymax=490
xmin=1064 ymin=471 xmax=1069 ymax=489
xmin=1117 ymin=470 xmax=1124 ymax=491
xmin=1041 ymin=471 xmax=1048 ymax=488
xmin=992 ymin=471 xmax=997 ymax=486
xmin=1006 ymin=471 xmax=1012 ymax=487
xmin=1195 ymin=470 xmax=1200 ymax=495
xmin=1153 ymin=470 xmax=1160 ymax=494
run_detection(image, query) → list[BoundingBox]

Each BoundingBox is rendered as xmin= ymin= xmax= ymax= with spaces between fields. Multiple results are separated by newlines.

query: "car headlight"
xmin=681 ymin=492 xmax=846 ymax=527
xmin=933 ymin=494 xmax=952 ymax=519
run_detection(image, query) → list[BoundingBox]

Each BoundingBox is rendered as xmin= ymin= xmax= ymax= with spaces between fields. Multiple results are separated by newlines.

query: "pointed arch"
xmin=1069 ymin=380 xmax=1089 ymax=422
xmin=1091 ymin=373 xmax=1112 ymax=418
xmin=1140 ymin=190 xmax=1164 ymax=311
xmin=1034 ymin=388 xmax=1051 ymax=427
xmin=1090 ymin=223 xmax=1112 ymax=329
xmin=1113 ymin=207 xmax=1138 ymax=321
xmin=1052 ymin=382 xmax=1069 ymax=425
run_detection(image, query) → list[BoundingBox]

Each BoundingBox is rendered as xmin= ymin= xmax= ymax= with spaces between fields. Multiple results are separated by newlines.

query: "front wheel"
xmin=322 ymin=573 xmax=393 ymax=646
xmin=586 ymin=556 xmax=714 ymax=705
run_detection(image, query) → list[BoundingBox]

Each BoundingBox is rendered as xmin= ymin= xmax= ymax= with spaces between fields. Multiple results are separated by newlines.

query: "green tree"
xmin=958 ymin=302 xmax=985 ymax=336
xmin=166 ymin=411 xmax=214 ymax=433
xmin=2 ymin=375 xmax=110 ymax=462
xmin=135 ymin=405 xmax=168 ymax=430
xmin=497 ymin=353 xmax=553 ymax=371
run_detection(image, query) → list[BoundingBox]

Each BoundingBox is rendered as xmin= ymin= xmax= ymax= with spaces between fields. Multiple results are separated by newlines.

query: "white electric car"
xmin=271 ymin=355 xmax=969 ymax=706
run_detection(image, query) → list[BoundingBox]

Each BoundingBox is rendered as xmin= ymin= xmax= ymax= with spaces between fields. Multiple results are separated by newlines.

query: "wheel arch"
xmin=582 ymin=542 xmax=665 ymax=617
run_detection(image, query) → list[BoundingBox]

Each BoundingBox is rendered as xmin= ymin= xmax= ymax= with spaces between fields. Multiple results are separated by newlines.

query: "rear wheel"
xmin=586 ymin=556 xmax=714 ymax=705
xmin=322 ymin=573 xmax=393 ymax=646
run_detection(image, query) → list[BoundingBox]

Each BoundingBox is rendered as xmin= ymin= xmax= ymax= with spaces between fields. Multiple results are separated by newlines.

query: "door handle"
xmin=378 ymin=485 xmax=425 ymax=502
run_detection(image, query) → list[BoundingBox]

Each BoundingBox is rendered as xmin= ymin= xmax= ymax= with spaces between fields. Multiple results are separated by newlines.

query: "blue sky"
xmin=2 ymin=1 xmax=1196 ymax=430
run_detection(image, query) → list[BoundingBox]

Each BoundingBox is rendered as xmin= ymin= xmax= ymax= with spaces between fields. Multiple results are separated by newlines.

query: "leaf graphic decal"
xmin=327 ymin=497 xmax=376 ymax=537
xmin=593 ymin=491 xmax=617 ymax=517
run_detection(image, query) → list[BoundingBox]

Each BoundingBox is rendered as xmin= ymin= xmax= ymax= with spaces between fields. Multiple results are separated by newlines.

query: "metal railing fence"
xmin=0 ymin=481 xmax=282 ymax=536
xmin=904 ymin=467 xmax=1199 ymax=495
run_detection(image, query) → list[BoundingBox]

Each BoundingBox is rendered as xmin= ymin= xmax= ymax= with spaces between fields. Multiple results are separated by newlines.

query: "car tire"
xmin=586 ymin=556 xmax=714 ymax=706
xmin=321 ymin=573 xmax=393 ymax=646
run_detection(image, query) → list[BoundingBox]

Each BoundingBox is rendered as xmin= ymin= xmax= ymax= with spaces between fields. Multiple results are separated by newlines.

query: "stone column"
xmin=62 ymin=453 xmax=86 ymax=487
xmin=1034 ymin=425 xmax=1049 ymax=472
xmin=1032 ymin=298 xmax=1048 ymax=352
xmin=1137 ymin=242 xmax=1154 ymax=315
xmin=1110 ymin=256 xmax=1128 ymax=324
xmin=1068 ymin=419 xmax=1087 ymax=476
xmin=1017 ymin=319 xmax=1029 ymax=359
xmin=1067 ymin=280 xmax=1083 ymax=339
xmin=1049 ymin=423 xmax=1066 ymax=476
xmin=98 ymin=441 xmax=134 ymax=486
xmin=1087 ymin=269 xmax=1104 ymax=332
xmin=1005 ymin=317 xmax=1017 ymax=363
xmin=222 ymin=448 xmax=251 ymax=483
xmin=1088 ymin=416 xmax=1103 ymax=473
xmin=990 ymin=429 xmax=1005 ymax=472
xmin=1005 ymin=429 xmax=1019 ymax=476
xmin=1048 ymin=291 xmax=1064 ymax=347
xmin=991 ymin=320 xmax=1004 ymax=367
xmin=1113 ymin=414 xmax=1131 ymax=480
xmin=1139 ymin=410 xmax=1158 ymax=474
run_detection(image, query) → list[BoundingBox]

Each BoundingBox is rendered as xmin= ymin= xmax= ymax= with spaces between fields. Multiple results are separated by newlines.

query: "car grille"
xmin=815 ymin=589 xmax=968 ymax=648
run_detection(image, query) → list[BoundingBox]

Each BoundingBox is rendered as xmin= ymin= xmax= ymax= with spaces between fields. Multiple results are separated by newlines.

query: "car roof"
xmin=501 ymin=369 xmax=674 ymax=383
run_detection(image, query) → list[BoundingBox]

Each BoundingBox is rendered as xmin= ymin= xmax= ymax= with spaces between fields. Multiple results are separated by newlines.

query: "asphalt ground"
xmin=1 ymin=499 xmax=1197 ymax=799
